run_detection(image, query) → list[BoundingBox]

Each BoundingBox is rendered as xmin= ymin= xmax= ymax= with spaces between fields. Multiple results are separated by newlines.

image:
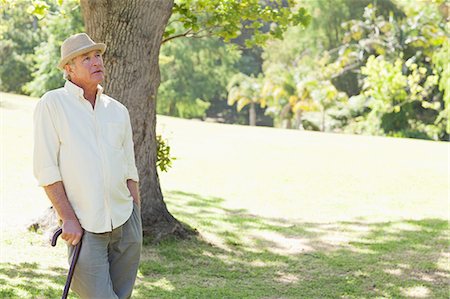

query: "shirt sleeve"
xmin=124 ymin=109 xmax=139 ymax=182
xmin=33 ymin=97 xmax=62 ymax=186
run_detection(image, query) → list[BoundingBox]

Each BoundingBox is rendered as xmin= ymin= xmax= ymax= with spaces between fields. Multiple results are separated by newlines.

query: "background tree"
xmin=261 ymin=65 xmax=306 ymax=129
xmin=24 ymin=0 xmax=84 ymax=96
xmin=0 ymin=0 xmax=44 ymax=93
xmin=334 ymin=4 xmax=447 ymax=139
xmin=227 ymin=73 xmax=266 ymax=126
xmin=158 ymin=37 xmax=240 ymax=119
xmin=432 ymin=39 xmax=450 ymax=135
xmin=259 ymin=1 xmax=448 ymax=140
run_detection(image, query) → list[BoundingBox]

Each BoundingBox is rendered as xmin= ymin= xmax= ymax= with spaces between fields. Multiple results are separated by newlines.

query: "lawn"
xmin=1 ymin=92 xmax=449 ymax=298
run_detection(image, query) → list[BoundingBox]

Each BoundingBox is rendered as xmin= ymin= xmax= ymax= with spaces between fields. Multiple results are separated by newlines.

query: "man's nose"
xmin=92 ymin=56 xmax=103 ymax=66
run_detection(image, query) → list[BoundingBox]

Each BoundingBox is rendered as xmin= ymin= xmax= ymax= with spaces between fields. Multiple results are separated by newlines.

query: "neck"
xmin=83 ymin=88 xmax=98 ymax=103
xmin=70 ymin=80 xmax=98 ymax=103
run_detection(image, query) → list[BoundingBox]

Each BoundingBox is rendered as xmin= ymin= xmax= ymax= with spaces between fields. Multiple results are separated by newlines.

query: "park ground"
xmin=0 ymin=92 xmax=449 ymax=298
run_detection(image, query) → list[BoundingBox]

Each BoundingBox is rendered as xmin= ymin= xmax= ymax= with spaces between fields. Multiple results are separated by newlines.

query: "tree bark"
xmin=280 ymin=103 xmax=292 ymax=129
xmin=249 ymin=102 xmax=256 ymax=126
xmin=321 ymin=108 xmax=325 ymax=132
xmin=80 ymin=0 xmax=194 ymax=242
xmin=294 ymin=109 xmax=302 ymax=130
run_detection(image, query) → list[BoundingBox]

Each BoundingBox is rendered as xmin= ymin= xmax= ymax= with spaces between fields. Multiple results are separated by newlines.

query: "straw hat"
xmin=58 ymin=33 xmax=106 ymax=70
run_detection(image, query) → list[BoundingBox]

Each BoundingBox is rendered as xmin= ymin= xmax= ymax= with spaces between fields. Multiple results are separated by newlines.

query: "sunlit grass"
xmin=157 ymin=111 xmax=448 ymax=223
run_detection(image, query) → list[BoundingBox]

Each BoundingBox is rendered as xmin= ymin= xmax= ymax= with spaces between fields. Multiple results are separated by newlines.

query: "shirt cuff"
xmin=37 ymin=166 xmax=62 ymax=186
xmin=126 ymin=166 xmax=139 ymax=182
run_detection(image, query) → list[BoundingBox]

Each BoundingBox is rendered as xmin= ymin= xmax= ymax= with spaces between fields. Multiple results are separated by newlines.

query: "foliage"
xmin=259 ymin=1 xmax=448 ymax=140
xmin=262 ymin=66 xmax=296 ymax=120
xmin=306 ymin=0 xmax=404 ymax=50
xmin=357 ymin=55 xmax=440 ymax=138
xmin=0 ymin=0 xmax=45 ymax=93
xmin=259 ymin=55 xmax=348 ymax=130
xmin=167 ymin=0 xmax=311 ymax=47
xmin=432 ymin=39 xmax=450 ymax=135
xmin=262 ymin=0 xmax=404 ymax=68
xmin=260 ymin=1 xmax=404 ymax=131
xmin=0 ymin=0 xmax=82 ymax=96
xmin=24 ymin=0 xmax=83 ymax=96
xmin=156 ymin=135 xmax=175 ymax=172
xmin=159 ymin=0 xmax=312 ymax=120
xmin=227 ymin=72 xmax=267 ymax=125
xmin=160 ymin=0 xmax=312 ymax=121
xmin=336 ymin=3 xmax=447 ymax=140
xmin=227 ymin=73 xmax=265 ymax=112
xmin=159 ymin=37 xmax=240 ymax=119
xmin=261 ymin=63 xmax=313 ymax=129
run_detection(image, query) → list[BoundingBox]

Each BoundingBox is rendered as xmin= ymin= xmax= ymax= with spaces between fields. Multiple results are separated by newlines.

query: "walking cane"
xmin=51 ymin=228 xmax=82 ymax=299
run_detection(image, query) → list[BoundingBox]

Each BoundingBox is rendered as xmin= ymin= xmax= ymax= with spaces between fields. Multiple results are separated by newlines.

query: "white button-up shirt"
xmin=33 ymin=80 xmax=139 ymax=233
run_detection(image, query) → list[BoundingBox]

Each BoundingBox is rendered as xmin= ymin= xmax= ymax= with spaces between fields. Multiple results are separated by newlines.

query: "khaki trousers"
xmin=67 ymin=202 xmax=142 ymax=299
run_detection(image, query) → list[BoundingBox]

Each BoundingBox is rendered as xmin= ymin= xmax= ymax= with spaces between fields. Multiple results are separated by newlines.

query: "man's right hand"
xmin=43 ymin=182 xmax=83 ymax=245
xmin=61 ymin=219 xmax=83 ymax=245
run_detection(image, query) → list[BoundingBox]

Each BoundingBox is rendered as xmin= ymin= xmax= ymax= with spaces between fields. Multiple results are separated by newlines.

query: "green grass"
xmin=1 ymin=92 xmax=449 ymax=298
xmin=132 ymin=191 xmax=448 ymax=299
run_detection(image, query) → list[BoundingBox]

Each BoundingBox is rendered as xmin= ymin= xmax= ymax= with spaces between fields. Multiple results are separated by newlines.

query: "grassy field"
xmin=1 ymin=92 xmax=449 ymax=298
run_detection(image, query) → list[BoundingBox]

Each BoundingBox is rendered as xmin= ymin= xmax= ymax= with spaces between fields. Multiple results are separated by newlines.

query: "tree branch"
xmin=331 ymin=62 xmax=362 ymax=79
xmin=161 ymin=25 xmax=224 ymax=44
xmin=167 ymin=18 xmax=183 ymax=26
xmin=162 ymin=29 xmax=193 ymax=44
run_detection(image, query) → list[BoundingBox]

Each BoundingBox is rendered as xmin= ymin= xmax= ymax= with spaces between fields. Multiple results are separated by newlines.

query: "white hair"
xmin=62 ymin=59 xmax=74 ymax=80
xmin=63 ymin=69 xmax=71 ymax=80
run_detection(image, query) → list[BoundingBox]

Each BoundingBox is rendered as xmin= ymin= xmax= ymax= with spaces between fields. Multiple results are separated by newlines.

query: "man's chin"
xmin=91 ymin=72 xmax=104 ymax=82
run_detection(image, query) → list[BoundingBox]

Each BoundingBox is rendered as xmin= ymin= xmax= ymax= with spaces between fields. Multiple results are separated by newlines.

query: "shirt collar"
xmin=64 ymin=80 xmax=104 ymax=101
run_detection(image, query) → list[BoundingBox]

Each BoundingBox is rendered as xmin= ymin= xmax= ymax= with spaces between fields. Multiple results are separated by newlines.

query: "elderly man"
xmin=33 ymin=33 xmax=142 ymax=299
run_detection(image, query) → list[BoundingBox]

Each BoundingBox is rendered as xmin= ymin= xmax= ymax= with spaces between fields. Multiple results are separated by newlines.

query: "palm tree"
xmin=227 ymin=73 xmax=266 ymax=126
xmin=261 ymin=66 xmax=318 ymax=129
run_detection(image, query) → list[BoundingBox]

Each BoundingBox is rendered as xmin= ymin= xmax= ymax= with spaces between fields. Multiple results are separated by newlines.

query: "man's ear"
xmin=65 ymin=63 xmax=74 ymax=77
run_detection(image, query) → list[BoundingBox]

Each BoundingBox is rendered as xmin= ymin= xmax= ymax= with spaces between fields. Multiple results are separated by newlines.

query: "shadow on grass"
xmin=0 ymin=262 xmax=77 ymax=298
xmin=1 ymin=191 xmax=447 ymax=298
xmin=135 ymin=191 xmax=449 ymax=299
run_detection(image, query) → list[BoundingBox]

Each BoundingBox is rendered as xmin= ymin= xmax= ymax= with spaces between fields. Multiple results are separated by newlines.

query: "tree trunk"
xmin=294 ymin=109 xmax=302 ymax=130
xmin=249 ymin=102 xmax=256 ymax=126
xmin=80 ymin=0 xmax=194 ymax=242
xmin=280 ymin=103 xmax=292 ymax=129
xmin=321 ymin=108 xmax=325 ymax=132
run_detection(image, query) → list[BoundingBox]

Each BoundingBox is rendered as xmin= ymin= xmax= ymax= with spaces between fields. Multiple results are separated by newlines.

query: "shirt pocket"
xmin=105 ymin=122 xmax=125 ymax=149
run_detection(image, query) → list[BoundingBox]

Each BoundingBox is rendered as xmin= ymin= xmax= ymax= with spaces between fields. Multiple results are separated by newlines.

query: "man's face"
xmin=67 ymin=50 xmax=105 ymax=86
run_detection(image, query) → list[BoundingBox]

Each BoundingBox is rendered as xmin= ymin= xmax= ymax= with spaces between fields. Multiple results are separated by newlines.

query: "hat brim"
xmin=58 ymin=43 xmax=106 ymax=70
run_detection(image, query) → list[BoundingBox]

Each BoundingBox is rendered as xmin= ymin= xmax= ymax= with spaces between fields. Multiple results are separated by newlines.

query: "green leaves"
xmin=158 ymin=36 xmax=240 ymax=119
xmin=432 ymin=39 xmax=450 ymax=134
xmin=167 ymin=0 xmax=310 ymax=47
xmin=227 ymin=73 xmax=264 ymax=112
xmin=290 ymin=7 xmax=311 ymax=28
xmin=360 ymin=53 xmax=441 ymax=137
xmin=21 ymin=0 xmax=84 ymax=96
xmin=26 ymin=0 xmax=49 ymax=18
xmin=156 ymin=135 xmax=175 ymax=172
